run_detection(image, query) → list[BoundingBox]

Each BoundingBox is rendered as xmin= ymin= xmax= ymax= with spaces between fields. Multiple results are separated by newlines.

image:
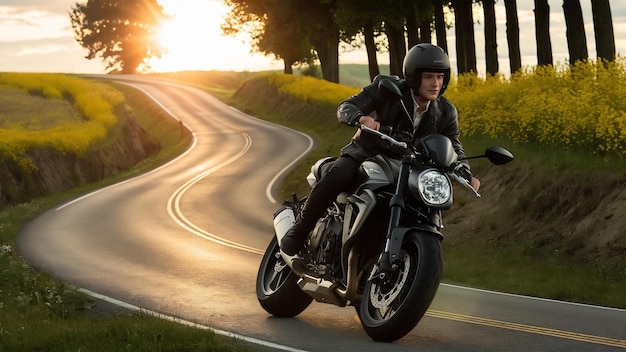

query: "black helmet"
xmin=403 ymin=43 xmax=451 ymax=96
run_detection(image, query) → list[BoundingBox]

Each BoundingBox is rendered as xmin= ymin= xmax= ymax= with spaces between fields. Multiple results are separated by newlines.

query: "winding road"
xmin=17 ymin=76 xmax=626 ymax=352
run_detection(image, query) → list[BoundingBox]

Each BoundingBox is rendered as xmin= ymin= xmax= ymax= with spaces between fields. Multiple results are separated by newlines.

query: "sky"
xmin=0 ymin=0 xmax=625 ymax=77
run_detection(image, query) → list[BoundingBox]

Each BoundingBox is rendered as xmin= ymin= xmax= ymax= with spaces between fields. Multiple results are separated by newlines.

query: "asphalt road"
xmin=17 ymin=76 xmax=626 ymax=352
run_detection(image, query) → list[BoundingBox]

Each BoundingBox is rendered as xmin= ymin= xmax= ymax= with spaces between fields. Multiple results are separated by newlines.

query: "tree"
xmin=406 ymin=6 xmax=420 ymax=48
xmin=482 ymin=0 xmax=499 ymax=75
xmin=504 ymin=0 xmax=522 ymax=73
xmin=386 ymin=21 xmax=406 ymax=76
xmin=433 ymin=0 xmax=448 ymax=52
xmin=419 ymin=20 xmax=433 ymax=44
xmin=304 ymin=0 xmax=341 ymax=83
xmin=562 ymin=0 xmax=588 ymax=64
xmin=334 ymin=0 xmax=386 ymax=81
xmin=451 ymin=0 xmax=477 ymax=74
xmin=222 ymin=0 xmax=314 ymax=75
xmin=534 ymin=0 xmax=553 ymax=66
xmin=363 ymin=21 xmax=382 ymax=80
xmin=375 ymin=0 xmax=410 ymax=77
xmin=405 ymin=0 xmax=435 ymax=48
xmin=223 ymin=0 xmax=340 ymax=83
xmin=260 ymin=7 xmax=315 ymax=74
xmin=70 ymin=0 xmax=167 ymax=74
xmin=591 ymin=0 xmax=616 ymax=62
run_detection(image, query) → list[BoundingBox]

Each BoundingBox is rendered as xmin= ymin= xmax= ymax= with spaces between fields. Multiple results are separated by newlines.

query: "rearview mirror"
xmin=485 ymin=146 xmax=514 ymax=165
xmin=378 ymin=79 xmax=403 ymax=100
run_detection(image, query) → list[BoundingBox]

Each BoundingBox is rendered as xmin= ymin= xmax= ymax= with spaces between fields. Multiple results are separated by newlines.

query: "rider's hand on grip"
xmin=455 ymin=163 xmax=473 ymax=183
xmin=358 ymin=115 xmax=380 ymax=130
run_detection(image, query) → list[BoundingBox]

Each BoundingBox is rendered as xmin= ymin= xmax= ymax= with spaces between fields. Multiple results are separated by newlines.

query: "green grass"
xmin=443 ymin=241 xmax=626 ymax=308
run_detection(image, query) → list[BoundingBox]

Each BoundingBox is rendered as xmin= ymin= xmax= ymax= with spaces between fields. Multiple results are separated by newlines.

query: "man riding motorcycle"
xmin=280 ymin=43 xmax=479 ymax=256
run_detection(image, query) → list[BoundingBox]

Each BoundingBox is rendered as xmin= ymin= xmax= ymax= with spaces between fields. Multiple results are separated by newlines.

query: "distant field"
xmin=338 ymin=63 xmax=391 ymax=87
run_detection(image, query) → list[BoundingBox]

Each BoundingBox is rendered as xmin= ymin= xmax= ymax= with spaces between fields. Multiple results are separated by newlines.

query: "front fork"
xmin=368 ymin=156 xmax=445 ymax=283
xmin=369 ymin=155 xmax=412 ymax=283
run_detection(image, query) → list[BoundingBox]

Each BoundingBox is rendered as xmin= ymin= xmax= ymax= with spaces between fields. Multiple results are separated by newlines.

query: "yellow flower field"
xmin=265 ymin=58 xmax=626 ymax=157
xmin=445 ymin=59 xmax=626 ymax=155
xmin=0 ymin=73 xmax=125 ymax=170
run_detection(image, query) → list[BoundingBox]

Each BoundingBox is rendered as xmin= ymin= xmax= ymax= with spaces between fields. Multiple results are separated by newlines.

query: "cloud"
xmin=0 ymin=0 xmax=71 ymax=12
xmin=0 ymin=35 xmax=103 ymax=73
xmin=0 ymin=6 xmax=72 ymax=42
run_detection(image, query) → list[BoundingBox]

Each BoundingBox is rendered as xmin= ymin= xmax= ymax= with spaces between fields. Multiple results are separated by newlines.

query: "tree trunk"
xmin=386 ymin=22 xmax=406 ymax=77
xmin=452 ymin=0 xmax=476 ymax=73
xmin=591 ymin=0 xmax=615 ymax=62
xmin=453 ymin=2 xmax=467 ymax=73
xmin=406 ymin=9 xmax=419 ymax=48
xmin=364 ymin=21 xmax=380 ymax=81
xmin=419 ymin=20 xmax=432 ymax=44
xmin=562 ymin=0 xmax=588 ymax=64
xmin=505 ymin=0 xmax=522 ymax=73
xmin=483 ymin=0 xmax=499 ymax=75
xmin=534 ymin=0 xmax=553 ymax=66
xmin=283 ymin=60 xmax=293 ymax=74
xmin=434 ymin=0 xmax=448 ymax=52
xmin=303 ymin=0 xmax=339 ymax=83
xmin=314 ymin=35 xmax=340 ymax=83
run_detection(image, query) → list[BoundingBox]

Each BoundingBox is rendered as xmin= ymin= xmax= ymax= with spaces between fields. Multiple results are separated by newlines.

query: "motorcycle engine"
xmin=307 ymin=212 xmax=343 ymax=279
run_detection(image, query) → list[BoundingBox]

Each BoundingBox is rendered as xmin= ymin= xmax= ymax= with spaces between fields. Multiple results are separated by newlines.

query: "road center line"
xmin=427 ymin=309 xmax=626 ymax=348
xmin=166 ymin=125 xmax=265 ymax=254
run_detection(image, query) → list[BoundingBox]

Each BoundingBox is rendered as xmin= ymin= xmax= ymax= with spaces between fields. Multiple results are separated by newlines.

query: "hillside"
xmin=0 ymin=78 xmax=160 ymax=209
xmin=443 ymin=160 xmax=626 ymax=292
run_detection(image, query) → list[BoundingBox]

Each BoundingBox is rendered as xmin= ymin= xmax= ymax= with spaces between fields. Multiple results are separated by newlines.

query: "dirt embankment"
xmin=444 ymin=162 xmax=626 ymax=269
xmin=0 ymin=112 xmax=159 ymax=209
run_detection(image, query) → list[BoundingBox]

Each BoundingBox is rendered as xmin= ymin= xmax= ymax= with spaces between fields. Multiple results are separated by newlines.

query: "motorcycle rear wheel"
xmin=359 ymin=231 xmax=442 ymax=342
xmin=256 ymin=236 xmax=313 ymax=317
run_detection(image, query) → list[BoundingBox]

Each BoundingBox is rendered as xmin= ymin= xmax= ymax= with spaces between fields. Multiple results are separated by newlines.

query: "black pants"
xmin=293 ymin=155 xmax=360 ymax=233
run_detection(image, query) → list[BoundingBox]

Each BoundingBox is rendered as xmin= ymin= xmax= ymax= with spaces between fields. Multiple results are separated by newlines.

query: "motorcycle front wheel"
xmin=359 ymin=231 xmax=442 ymax=342
xmin=256 ymin=236 xmax=313 ymax=317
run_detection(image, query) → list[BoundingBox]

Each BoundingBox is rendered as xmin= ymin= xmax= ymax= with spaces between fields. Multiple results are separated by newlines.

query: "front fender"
xmin=388 ymin=225 xmax=443 ymax=263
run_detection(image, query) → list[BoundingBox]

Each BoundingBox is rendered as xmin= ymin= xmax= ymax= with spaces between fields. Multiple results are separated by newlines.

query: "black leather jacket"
xmin=337 ymin=75 xmax=467 ymax=164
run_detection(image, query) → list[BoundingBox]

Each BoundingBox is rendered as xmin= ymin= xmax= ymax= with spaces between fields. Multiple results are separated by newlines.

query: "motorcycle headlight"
xmin=416 ymin=169 xmax=452 ymax=206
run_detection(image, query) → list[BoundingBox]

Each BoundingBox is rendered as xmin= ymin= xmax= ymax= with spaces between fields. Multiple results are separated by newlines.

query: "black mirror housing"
xmin=378 ymin=79 xmax=403 ymax=100
xmin=485 ymin=146 xmax=514 ymax=165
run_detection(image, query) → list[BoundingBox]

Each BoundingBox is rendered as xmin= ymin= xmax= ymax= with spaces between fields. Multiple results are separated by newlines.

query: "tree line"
xmin=70 ymin=0 xmax=617 ymax=80
xmin=223 ymin=0 xmax=617 ymax=82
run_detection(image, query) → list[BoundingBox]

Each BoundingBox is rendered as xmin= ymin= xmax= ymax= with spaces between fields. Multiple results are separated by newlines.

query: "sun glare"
xmin=149 ymin=0 xmax=280 ymax=72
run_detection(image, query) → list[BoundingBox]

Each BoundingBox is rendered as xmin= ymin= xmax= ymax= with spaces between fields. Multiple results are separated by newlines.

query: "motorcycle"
xmin=256 ymin=79 xmax=514 ymax=342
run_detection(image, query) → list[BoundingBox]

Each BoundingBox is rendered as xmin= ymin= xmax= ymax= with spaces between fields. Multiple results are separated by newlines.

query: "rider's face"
xmin=417 ymin=72 xmax=444 ymax=101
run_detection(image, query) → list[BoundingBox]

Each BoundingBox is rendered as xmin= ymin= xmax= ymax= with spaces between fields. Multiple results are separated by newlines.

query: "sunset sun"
xmin=148 ymin=0 xmax=280 ymax=73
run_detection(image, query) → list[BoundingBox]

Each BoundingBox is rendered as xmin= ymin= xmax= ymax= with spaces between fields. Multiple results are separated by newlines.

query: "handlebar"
xmin=359 ymin=124 xmax=481 ymax=197
xmin=359 ymin=124 xmax=409 ymax=149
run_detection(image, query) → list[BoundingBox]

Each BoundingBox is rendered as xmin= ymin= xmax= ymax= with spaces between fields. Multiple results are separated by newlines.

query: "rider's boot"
xmin=280 ymin=188 xmax=330 ymax=256
xmin=279 ymin=221 xmax=309 ymax=256
xmin=280 ymin=156 xmax=359 ymax=256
